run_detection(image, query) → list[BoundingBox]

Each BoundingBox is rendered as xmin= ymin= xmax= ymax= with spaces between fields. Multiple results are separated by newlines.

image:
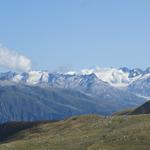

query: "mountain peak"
xmin=0 ymin=67 xmax=150 ymax=88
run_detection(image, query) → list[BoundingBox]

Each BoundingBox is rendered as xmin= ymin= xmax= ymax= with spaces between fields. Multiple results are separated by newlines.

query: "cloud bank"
xmin=0 ymin=45 xmax=32 ymax=72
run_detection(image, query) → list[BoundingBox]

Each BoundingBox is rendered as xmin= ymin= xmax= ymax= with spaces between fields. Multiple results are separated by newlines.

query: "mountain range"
xmin=1 ymin=67 xmax=150 ymax=91
xmin=0 ymin=67 xmax=150 ymax=123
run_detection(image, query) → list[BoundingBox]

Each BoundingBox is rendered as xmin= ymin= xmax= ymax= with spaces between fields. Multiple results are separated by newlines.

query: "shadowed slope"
xmin=115 ymin=100 xmax=150 ymax=115
xmin=129 ymin=100 xmax=150 ymax=115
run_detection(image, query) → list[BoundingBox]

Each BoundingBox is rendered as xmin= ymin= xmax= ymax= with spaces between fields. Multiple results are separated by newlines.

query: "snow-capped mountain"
xmin=0 ymin=67 xmax=150 ymax=98
xmin=0 ymin=67 xmax=149 ymax=123
xmin=66 ymin=67 xmax=147 ymax=87
xmin=0 ymin=67 xmax=149 ymax=88
xmin=128 ymin=72 xmax=150 ymax=97
xmin=79 ymin=67 xmax=141 ymax=87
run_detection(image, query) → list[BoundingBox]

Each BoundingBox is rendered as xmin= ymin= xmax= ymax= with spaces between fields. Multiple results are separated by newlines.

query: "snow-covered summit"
xmin=80 ymin=68 xmax=131 ymax=87
xmin=0 ymin=67 xmax=149 ymax=88
xmin=66 ymin=67 xmax=144 ymax=87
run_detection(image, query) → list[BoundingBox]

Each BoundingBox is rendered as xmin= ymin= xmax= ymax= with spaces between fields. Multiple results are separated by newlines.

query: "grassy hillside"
xmin=0 ymin=115 xmax=150 ymax=150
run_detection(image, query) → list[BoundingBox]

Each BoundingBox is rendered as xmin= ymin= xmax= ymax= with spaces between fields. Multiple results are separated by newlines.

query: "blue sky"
xmin=0 ymin=0 xmax=150 ymax=71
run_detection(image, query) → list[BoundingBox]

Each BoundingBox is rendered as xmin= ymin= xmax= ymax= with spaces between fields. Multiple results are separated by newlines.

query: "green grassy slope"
xmin=0 ymin=114 xmax=150 ymax=150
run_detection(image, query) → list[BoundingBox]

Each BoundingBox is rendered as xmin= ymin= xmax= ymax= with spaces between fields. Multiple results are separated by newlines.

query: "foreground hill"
xmin=0 ymin=115 xmax=150 ymax=150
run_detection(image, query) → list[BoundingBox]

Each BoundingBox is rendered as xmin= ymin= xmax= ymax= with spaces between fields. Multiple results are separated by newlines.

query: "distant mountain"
xmin=0 ymin=67 xmax=149 ymax=123
xmin=0 ymin=84 xmax=145 ymax=123
xmin=128 ymin=73 xmax=150 ymax=97
xmin=79 ymin=67 xmax=143 ymax=87
xmin=0 ymin=67 xmax=149 ymax=88
xmin=0 ymin=67 xmax=150 ymax=97
xmin=0 ymin=85 xmax=104 ymax=123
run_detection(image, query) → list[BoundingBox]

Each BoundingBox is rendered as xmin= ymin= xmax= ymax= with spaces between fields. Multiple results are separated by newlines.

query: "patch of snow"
xmin=65 ymin=71 xmax=76 ymax=75
xmin=78 ymin=67 xmax=142 ymax=88
xmin=12 ymin=74 xmax=24 ymax=82
xmin=26 ymin=71 xmax=48 ymax=85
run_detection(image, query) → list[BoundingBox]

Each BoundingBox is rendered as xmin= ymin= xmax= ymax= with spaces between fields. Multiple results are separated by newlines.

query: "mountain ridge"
xmin=0 ymin=67 xmax=148 ymax=123
xmin=1 ymin=67 xmax=150 ymax=88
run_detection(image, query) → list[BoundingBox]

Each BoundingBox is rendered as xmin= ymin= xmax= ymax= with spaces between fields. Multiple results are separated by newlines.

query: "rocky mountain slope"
xmin=0 ymin=84 xmax=144 ymax=123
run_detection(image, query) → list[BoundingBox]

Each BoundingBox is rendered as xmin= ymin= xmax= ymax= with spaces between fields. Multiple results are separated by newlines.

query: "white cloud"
xmin=0 ymin=45 xmax=32 ymax=72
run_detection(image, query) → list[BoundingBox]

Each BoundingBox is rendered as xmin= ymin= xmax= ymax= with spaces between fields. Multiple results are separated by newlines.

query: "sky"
xmin=0 ymin=0 xmax=150 ymax=72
